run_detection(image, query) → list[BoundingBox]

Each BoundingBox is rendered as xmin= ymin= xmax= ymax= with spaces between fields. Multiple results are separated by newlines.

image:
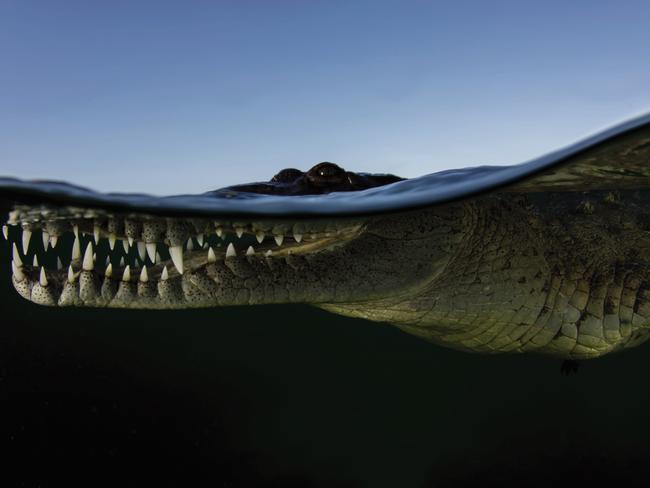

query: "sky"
xmin=0 ymin=0 xmax=649 ymax=195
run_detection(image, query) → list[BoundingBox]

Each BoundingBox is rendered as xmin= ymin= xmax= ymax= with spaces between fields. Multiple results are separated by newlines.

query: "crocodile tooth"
xmin=50 ymin=235 xmax=58 ymax=248
xmin=2 ymin=225 xmax=8 ymax=240
xmin=255 ymin=231 xmax=265 ymax=243
xmin=161 ymin=265 xmax=169 ymax=281
xmin=265 ymin=250 xmax=273 ymax=257
xmin=33 ymin=255 xmax=39 ymax=267
xmin=187 ymin=239 xmax=194 ymax=251
xmin=127 ymin=236 xmax=134 ymax=246
xmin=73 ymin=224 xmax=79 ymax=239
xmin=225 ymin=243 xmax=236 ymax=258
xmin=39 ymin=267 xmax=48 ymax=287
xmin=68 ymin=265 xmax=76 ymax=282
xmin=108 ymin=233 xmax=116 ymax=250
xmin=57 ymin=257 xmax=63 ymax=270
xmin=196 ymin=234 xmax=204 ymax=247
xmin=82 ymin=243 xmax=94 ymax=271
xmin=246 ymin=246 xmax=255 ymax=256
xmin=122 ymin=240 xmax=129 ymax=254
xmin=169 ymin=245 xmax=183 ymax=274
xmin=235 ymin=227 xmax=244 ymax=238
xmin=139 ymin=265 xmax=148 ymax=283
xmin=274 ymin=234 xmax=284 ymax=246
xmin=122 ymin=265 xmax=131 ymax=282
xmin=293 ymin=232 xmax=303 ymax=243
xmin=22 ymin=229 xmax=32 ymax=252
xmin=42 ymin=231 xmax=49 ymax=250
xmin=12 ymin=243 xmax=22 ymax=266
xmin=72 ymin=235 xmax=81 ymax=261
xmin=93 ymin=252 xmax=97 ymax=262
xmin=105 ymin=263 xmax=113 ymax=278
xmin=119 ymin=257 xmax=125 ymax=267
xmin=7 ymin=210 xmax=18 ymax=224
xmin=156 ymin=252 xmax=162 ymax=263
xmin=207 ymin=247 xmax=217 ymax=263
xmin=12 ymin=261 xmax=25 ymax=281
xmin=137 ymin=241 xmax=146 ymax=261
xmin=93 ymin=225 xmax=100 ymax=243
xmin=215 ymin=227 xmax=223 ymax=238
xmin=146 ymin=243 xmax=157 ymax=263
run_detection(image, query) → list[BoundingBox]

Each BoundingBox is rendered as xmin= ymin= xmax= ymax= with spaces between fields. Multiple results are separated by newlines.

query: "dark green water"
xmin=2 ymin=242 xmax=650 ymax=487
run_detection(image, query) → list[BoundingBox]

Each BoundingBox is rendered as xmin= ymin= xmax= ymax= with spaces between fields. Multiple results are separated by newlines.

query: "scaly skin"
xmin=6 ymin=185 xmax=650 ymax=360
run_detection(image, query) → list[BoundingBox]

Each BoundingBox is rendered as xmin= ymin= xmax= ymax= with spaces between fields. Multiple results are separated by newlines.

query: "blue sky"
xmin=1 ymin=0 xmax=649 ymax=195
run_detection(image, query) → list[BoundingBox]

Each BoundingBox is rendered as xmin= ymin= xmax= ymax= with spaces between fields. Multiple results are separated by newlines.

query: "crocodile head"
xmin=3 ymin=113 xmax=650 ymax=359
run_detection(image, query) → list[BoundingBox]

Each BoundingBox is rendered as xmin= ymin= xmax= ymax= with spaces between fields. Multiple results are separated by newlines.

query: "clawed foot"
xmin=560 ymin=359 xmax=579 ymax=375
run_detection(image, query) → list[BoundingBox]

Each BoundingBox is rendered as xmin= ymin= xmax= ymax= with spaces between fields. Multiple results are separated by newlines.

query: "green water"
xmin=1 ymin=242 xmax=650 ymax=487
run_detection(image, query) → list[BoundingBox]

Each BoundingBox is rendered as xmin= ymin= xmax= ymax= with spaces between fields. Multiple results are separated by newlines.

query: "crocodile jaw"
xmin=5 ymin=204 xmax=368 ymax=308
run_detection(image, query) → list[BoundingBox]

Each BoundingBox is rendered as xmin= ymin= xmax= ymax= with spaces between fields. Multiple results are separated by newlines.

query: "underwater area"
xmin=2 ymin=115 xmax=650 ymax=487
xmin=2 ymin=217 xmax=650 ymax=487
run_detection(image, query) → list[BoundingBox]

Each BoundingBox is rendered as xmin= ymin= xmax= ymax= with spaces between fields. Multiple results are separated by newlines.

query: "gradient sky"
xmin=1 ymin=0 xmax=649 ymax=195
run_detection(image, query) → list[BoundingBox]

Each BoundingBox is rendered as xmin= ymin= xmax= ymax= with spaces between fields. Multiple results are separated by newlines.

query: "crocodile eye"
xmin=271 ymin=168 xmax=303 ymax=183
xmin=307 ymin=162 xmax=347 ymax=185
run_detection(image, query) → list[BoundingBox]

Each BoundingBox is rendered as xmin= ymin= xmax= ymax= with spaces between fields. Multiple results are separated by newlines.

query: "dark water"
xmin=3 ymin=236 xmax=650 ymax=487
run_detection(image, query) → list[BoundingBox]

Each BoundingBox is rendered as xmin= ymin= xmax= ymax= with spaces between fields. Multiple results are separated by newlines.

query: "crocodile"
xmin=2 ymin=114 xmax=650 ymax=360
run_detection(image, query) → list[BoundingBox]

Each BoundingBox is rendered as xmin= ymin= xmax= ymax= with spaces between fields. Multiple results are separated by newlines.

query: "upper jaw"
xmin=4 ymin=204 xmax=365 ymax=307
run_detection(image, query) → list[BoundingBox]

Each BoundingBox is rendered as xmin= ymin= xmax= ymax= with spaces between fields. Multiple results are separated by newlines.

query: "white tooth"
xmin=127 ymin=236 xmax=134 ymax=246
xmin=42 ymin=231 xmax=49 ymax=249
xmin=294 ymin=233 xmax=303 ymax=243
xmin=105 ymin=263 xmax=113 ymax=278
xmin=8 ymin=210 xmax=18 ymax=224
xmin=155 ymin=251 xmax=162 ymax=263
xmin=215 ymin=226 xmax=223 ymax=238
xmin=2 ymin=225 xmax=9 ymax=240
xmin=72 ymin=235 xmax=81 ymax=260
xmin=12 ymin=261 xmax=25 ymax=281
xmin=207 ymin=247 xmax=217 ymax=263
xmin=12 ymin=243 xmax=22 ymax=266
xmin=82 ymin=243 xmax=94 ymax=271
xmin=73 ymin=224 xmax=79 ymax=239
xmin=246 ymin=246 xmax=255 ymax=256
xmin=225 ymin=243 xmax=236 ymax=258
xmin=187 ymin=239 xmax=194 ymax=251
xmin=108 ymin=233 xmax=116 ymax=250
xmin=39 ymin=267 xmax=48 ymax=286
xmin=68 ymin=265 xmax=76 ymax=282
xmin=265 ymin=250 xmax=273 ymax=257
xmin=146 ymin=243 xmax=156 ymax=262
xmin=139 ymin=265 xmax=148 ymax=282
xmin=22 ymin=229 xmax=32 ymax=252
xmin=50 ymin=235 xmax=58 ymax=248
xmin=137 ymin=241 xmax=146 ymax=261
xmin=93 ymin=225 xmax=100 ymax=243
xmin=122 ymin=265 xmax=131 ymax=282
xmin=235 ymin=227 xmax=244 ymax=238
xmin=196 ymin=234 xmax=204 ymax=246
xmin=169 ymin=245 xmax=184 ymax=274
xmin=93 ymin=252 xmax=97 ymax=262
xmin=33 ymin=255 xmax=39 ymax=267
xmin=274 ymin=234 xmax=284 ymax=246
xmin=161 ymin=265 xmax=169 ymax=281
xmin=119 ymin=257 xmax=125 ymax=267
xmin=57 ymin=257 xmax=63 ymax=270
xmin=255 ymin=231 xmax=265 ymax=243
xmin=122 ymin=240 xmax=129 ymax=254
